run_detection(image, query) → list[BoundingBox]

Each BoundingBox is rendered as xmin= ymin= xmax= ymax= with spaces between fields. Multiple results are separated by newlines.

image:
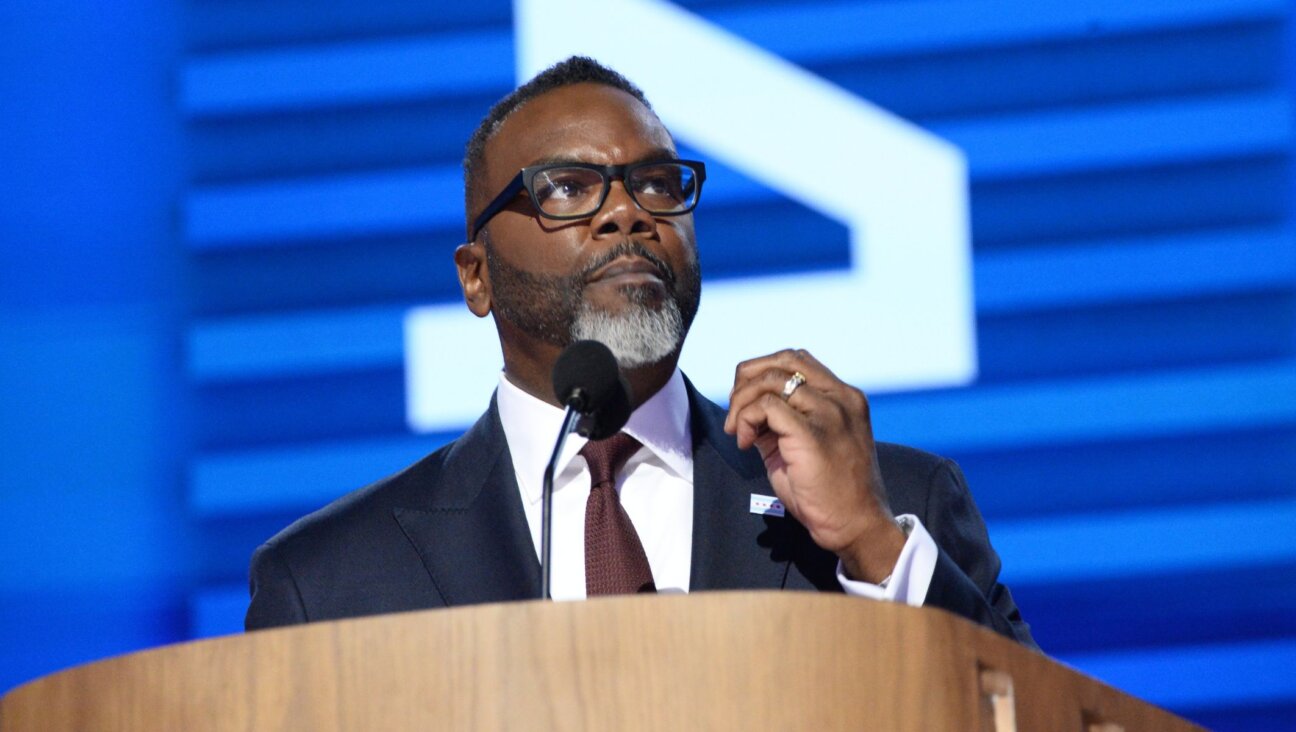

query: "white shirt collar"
xmin=496 ymin=368 xmax=694 ymax=506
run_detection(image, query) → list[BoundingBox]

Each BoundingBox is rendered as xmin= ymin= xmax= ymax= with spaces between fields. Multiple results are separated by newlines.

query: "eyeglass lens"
xmin=532 ymin=163 xmax=699 ymax=217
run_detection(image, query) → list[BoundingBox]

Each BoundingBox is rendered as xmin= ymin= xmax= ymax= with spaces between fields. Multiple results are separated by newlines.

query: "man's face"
xmin=471 ymin=83 xmax=701 ymax=368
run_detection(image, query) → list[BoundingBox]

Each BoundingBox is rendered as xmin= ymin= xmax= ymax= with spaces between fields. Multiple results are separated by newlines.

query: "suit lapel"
xmin=685 ymin=382 xmax=799 ymax=591
xmin=393 ymin=399 xmax=541 ymax=605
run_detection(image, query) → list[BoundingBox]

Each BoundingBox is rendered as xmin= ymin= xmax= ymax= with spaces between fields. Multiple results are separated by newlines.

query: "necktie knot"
xmin=580 ymin=432 xmax=642 ymax=488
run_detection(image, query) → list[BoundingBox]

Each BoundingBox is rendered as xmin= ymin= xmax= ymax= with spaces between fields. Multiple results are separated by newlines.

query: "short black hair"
xmin=462 ymin=56 xmax=654 ymax=239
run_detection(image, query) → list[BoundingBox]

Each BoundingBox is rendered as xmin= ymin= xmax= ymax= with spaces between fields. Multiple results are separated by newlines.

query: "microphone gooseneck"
xmin=540 ymin=340 xmax=633 ymax=599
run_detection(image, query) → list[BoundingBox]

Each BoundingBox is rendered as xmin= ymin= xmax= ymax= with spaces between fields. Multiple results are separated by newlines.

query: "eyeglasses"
xmin=470 ymin=159 xmax=706 ymax=241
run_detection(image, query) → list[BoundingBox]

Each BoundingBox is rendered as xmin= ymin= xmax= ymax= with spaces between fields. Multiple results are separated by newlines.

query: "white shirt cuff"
xmin=835 ymin=514 xmax=938 ymax=607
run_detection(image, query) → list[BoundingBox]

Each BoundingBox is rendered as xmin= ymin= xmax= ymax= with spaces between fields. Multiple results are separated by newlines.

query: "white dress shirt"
xmin=495 ymin=369 xmax=938 ymax=604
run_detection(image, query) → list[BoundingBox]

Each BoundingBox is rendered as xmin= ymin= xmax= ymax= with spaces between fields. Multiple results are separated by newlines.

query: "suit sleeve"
xmin=245 ymin=541 xmax=308 ymax=631
xmin=920 ymin=459 xmax=1038 ymax=650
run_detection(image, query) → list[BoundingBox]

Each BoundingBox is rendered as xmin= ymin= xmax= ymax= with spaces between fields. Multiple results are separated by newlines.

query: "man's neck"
xmin=501 ymin=354 xmax=679 ymax=411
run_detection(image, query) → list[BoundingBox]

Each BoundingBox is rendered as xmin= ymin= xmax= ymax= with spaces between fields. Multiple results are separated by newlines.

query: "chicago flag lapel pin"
xmin=749 ymin=494 xmax=785 ymax=518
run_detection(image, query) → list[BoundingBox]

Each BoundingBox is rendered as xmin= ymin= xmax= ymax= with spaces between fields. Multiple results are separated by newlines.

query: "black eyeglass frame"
xmin=469 ymin=159 xmax=707 ymax=241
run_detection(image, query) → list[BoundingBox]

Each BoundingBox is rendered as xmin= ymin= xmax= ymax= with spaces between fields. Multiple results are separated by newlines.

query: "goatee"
xmin=485 ymin=238 xmax=700 ymax=369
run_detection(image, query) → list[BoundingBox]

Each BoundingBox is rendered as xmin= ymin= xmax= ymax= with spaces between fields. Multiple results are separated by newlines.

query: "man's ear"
xmin=454 ymin=241 xmax=492 ymax=317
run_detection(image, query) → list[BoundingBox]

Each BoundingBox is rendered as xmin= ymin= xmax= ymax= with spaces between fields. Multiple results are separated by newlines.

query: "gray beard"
xmin=571 ymin=290 xmax=685 ymax=369
xmin=485 ymin=238 xmax=699 ymax=370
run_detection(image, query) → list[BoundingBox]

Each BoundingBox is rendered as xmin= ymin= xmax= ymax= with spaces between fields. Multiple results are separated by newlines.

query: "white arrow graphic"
xmin=405 ymin=0 xmax=976 ymax=432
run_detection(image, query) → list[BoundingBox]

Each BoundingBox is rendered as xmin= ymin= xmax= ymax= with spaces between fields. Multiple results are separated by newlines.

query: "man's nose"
xmin=591 ymin=180 xmax=655 ymax=237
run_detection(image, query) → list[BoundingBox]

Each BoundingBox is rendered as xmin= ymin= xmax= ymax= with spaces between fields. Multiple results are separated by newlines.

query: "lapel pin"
xmin=749 ymin=494 xmax=785 ymax=518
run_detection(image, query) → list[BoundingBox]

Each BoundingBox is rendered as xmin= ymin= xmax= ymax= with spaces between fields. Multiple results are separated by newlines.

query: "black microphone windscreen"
xmin=576 ymin=377 xmax=632 ymax=440
xmin=552 ymin=340 xmax=624 ymax=414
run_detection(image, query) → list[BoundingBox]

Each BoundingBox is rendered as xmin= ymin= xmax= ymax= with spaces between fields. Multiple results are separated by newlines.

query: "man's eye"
xmin=553 ymin=180 xmax=588 ymax=198
xmin=535 ymin=174 xmax=593 ymax=203
xmin=635 ymin=175 xmax=683 ymax=201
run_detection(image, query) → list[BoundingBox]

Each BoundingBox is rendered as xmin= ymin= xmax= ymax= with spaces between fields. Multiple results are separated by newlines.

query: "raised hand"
xmin=723 ymin=349 xmax=907 ymax=583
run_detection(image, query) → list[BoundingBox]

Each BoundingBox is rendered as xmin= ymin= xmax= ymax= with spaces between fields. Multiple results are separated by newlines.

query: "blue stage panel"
xmin=180 ymin=0 xmax=1284 ymax=117
xmin=875 ymin=362 xmax=1296 ymax=451
xmin=182 ymin=92 xmax=1289 ymax=250
xmin=819 ymin=22 xmax=1282 ymax=122
xmin=0 ymin=588 xmax=188 ymax=697
xmin=187 ymin=0 xmax=511 ymax=52
xmin=708 ymin=0 xmax=1284 ymax=64
xmin=971 ymin=155 xmax=1289 ymax=247
xmin=975 ymin=227 xmax=1296 ymax=314
xmin=1061 ymin=638 xmax=1296 ymax=710
xmin=187 ymin=362 xmax=1296 ymax=516
xmin=182 ymin=31 xmax=514 ymax=116
xmin=1012 ymin=561 xmax=1296 ymax=655
xmin=195 ymin=369 xmax=408 ymax=450
xmin=185 ymin=167 xmax=462 ymax=247
xmin=992 ymin=499 xmax=1296 ymax=585
xmin=955 ymin=429 xmax=1296 ymax=520
xmin=189 ymin=97 xmax=496 ymax=182
xmin=190 ymin=586 xmax=250 ymax=639
xmin=189 ymin=433 xmax=452 ymax=517
xmin=977 ymin=293 xmax=1296 ymax=386
xmin=188 ymin=235 xmax=462 ymax=316
xmin=187 ymin=305 xmax=406 ymax=381
xmin=933 ymin=92 xmax=1291 ymax=181
xmin=182 ymin=224 xmax=1294 ymax=379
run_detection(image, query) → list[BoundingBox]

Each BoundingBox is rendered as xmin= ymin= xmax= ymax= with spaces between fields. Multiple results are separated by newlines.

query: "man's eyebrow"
xmin=525 ymin=148 xmax=681 ymax=168
xmin=526 ymin=155 xmax=586 ymax=167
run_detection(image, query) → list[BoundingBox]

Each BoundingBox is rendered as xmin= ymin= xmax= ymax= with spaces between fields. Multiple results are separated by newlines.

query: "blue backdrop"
xmin=2 ymin=2 xmax=1294 ymax=729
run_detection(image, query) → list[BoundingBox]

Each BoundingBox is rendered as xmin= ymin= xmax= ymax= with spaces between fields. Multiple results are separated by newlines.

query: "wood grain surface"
xmin=0 ymin=592 xmax=1202 ymax=731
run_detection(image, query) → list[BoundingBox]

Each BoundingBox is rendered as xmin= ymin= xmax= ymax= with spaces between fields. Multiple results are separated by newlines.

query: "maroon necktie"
xmin=582 ymin=432 xmax=657 ymax=595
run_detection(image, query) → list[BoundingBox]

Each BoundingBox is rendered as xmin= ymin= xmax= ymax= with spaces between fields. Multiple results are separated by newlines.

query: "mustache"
xmin=580 ymin=241 xmax=676 ymax=287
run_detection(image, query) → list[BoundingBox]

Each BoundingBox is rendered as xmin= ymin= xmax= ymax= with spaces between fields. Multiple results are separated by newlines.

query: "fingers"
xmin=731 ymin=388 xmax=819 ymax=450
xmin=732 ymin=348 xmax=834 ymax=395
xmin=724 ymin=349 xmax=852 ymax=435
xmin=725 ymin=375 xmax=844 ymax=445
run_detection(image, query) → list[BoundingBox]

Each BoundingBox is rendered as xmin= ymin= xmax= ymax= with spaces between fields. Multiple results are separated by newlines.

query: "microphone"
xmin=552 ymin=340 xmax=632 ymax=440
xmin=540 ymin=341 xmax=632 ymax=599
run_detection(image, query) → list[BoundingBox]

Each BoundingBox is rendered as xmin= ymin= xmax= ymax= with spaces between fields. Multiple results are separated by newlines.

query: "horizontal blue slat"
xmin=189 ymin=434 xmax=450 ymax=517
xmin=185 ymin=226 xmax=1295 ymax=380
xmin=932 ymin=92 xmax=1291 ymax=181
xmin=971 ymin=154 xmax=1289 ymax=247
xmin=187 ymin=1 xmax=511 ymax=54
xmin=1062 ymin=637 xmax=1296 ymax=710
xmin=960 ymin=428 xmax=1296 ymax=519
xmin=184 ymin=92 xmax=1289 ymax=248
xmin=189 ymin=586 xmax=248 ymax=639
xmin=713 ymin=0 xmax=1284 ymax=65
xmin=181 ymin=0 xmax=1284 ymax=117
xmin=974 ymin=227 xmax=1296 ymax=314
xmin=993 ymin=499 xmax=1296 ymax=585
xmin=182 ymin=31 xmax=513 ymax=116
xmin=187 ymin=305 xmax=406 ymax=381
xmin=188 ymin=362 xmax=1296 ymax=515
xmin=185 ymin=168 xmax=462 ymax=247
xmin=876 ymin=361 xmax=1296 ymax=451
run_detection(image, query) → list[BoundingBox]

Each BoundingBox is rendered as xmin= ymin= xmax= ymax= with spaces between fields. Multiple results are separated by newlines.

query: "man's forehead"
xmin=486 ymin=83 xmax=675 ymax=170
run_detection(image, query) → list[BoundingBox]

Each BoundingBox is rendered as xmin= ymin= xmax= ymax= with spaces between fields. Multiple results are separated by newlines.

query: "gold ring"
xmin=781 ymin=371 xmax=807 ymax=400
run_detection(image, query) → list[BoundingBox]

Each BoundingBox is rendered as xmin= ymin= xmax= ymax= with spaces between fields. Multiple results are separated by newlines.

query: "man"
xmin=245 ymin=57 xmax=1034 ymax=648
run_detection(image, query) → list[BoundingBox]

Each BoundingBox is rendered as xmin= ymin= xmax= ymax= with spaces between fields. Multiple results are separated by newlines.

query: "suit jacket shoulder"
xmin=245 ymin=402 xmax=539 ymax=629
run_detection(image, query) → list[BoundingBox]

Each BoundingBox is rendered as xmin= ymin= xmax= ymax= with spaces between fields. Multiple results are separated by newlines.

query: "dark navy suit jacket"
xmin=246 ymin=384 xmax=1035 ymax=647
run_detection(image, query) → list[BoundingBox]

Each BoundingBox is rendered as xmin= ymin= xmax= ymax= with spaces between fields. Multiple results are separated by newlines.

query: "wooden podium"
xmin=0 ymin=592 xmax=1199 ymax=731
